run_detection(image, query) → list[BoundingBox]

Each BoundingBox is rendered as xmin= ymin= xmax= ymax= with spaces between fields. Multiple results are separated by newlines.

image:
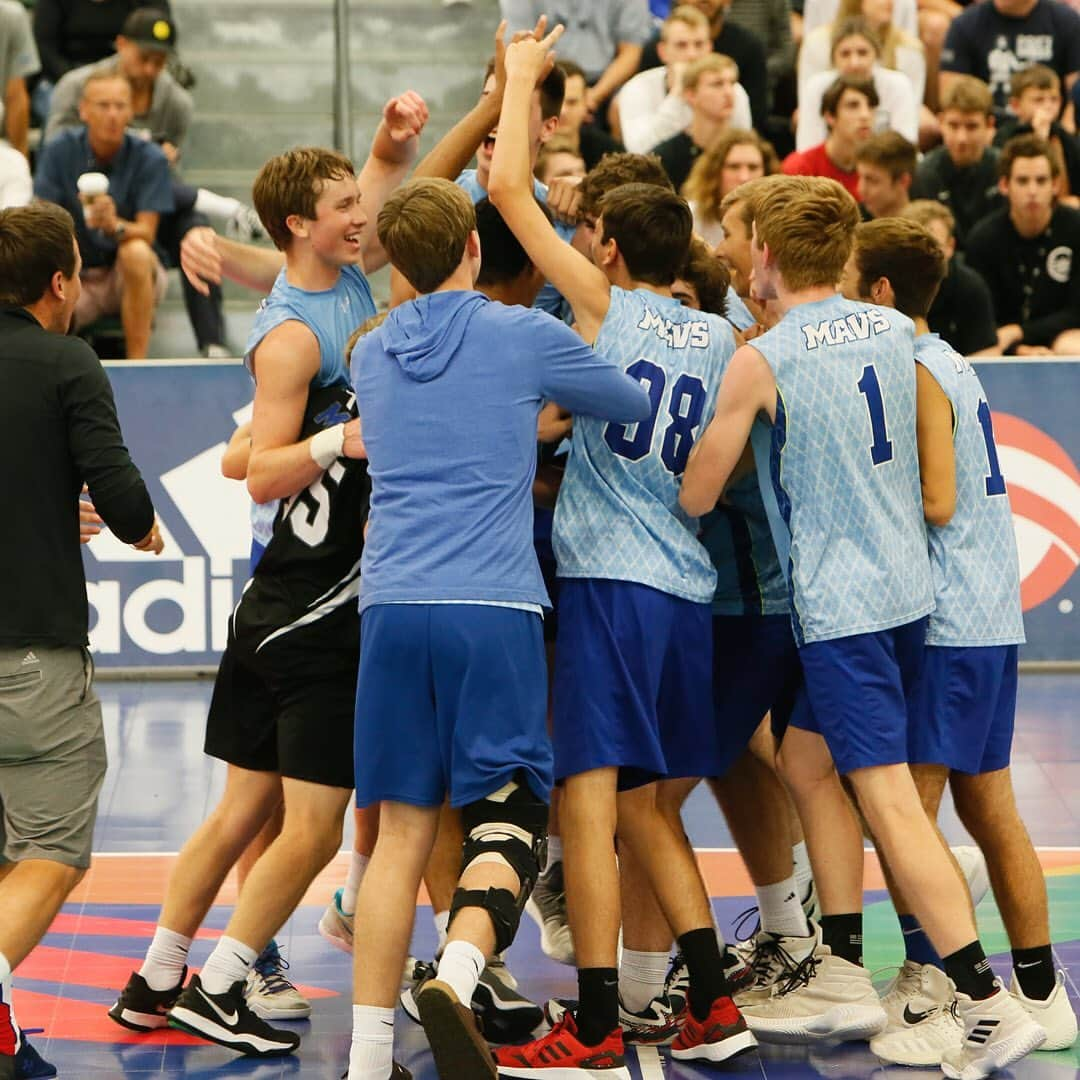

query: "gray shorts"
xmin=0 ymin=646 xmax=107 ymax=868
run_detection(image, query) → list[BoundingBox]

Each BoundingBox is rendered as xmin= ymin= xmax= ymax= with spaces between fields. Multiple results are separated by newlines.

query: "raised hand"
xmin=384 ymin=91 xmax=429 ymax=143
xmin=180 ymin=226 xmax=223 ymax=297
xmin=503 ymin=23 xmax=565 ymax=86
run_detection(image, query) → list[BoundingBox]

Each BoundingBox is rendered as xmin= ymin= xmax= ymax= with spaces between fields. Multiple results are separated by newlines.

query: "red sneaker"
xmin=494 ymin=1012 xmax=630 ymax=1078
xmin=671 ymin=994 xmax=758 ymax=1063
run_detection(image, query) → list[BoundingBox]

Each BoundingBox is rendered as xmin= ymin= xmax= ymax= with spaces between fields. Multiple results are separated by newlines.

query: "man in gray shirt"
xmin=0 ymin=0 xmax=38 ymax=156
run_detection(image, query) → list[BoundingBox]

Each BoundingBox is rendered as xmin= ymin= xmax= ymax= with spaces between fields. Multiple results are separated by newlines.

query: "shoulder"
xmin=1053 ymin=204 xmax=1080 ymax=230
xmin=966 ymin=208 xmax=1008 ymax=244
xmin=1046 ymin=0 xmax=1080 ymax=25
xmin=127 ymin=135 xmax=169 ymax=168
xmin=159 ymin=71 xmax=193 ymax=110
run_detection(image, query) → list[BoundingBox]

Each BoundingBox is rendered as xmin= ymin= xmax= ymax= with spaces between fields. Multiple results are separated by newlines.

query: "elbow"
xmin=487 ymin=175 xmax=509 ymax=206
xmin=679 ymin=483 xmax=710 ymax=518
xmin=247 ymin=469 xmax=273 ymax=506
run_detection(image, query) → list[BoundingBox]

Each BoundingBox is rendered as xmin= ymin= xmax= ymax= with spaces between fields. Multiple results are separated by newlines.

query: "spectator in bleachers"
xmin=555 ymin=59 xmax=622 ymax=170
xmin=649 ymin=52 xmax=740 ymax=189
xmin=910 ymin=75 xmax=1003 ymax=244
xmin=639 ymin=0 xmax=768 ymax=131
xmin=613 ymin=6 xmax=751 ymax=153
xmin=534 ymin=133 xmax=585 ymax=184
xmin=34 ymin=68 xmax=171 ymax=357
xmin=855 ymin=129 xmax=916 ymax=217
xmin=727 ymin=0 xmax=797 ymax=101
xmin=783 ymin=72 xmax=877 ymax=196
xmin=804 ymin=0 xmax=918 ymax=37
xmin=0 ymin=103 xmax=30 ymax=205
xmin=939 ymin=0 xmax=1080 ymax=112
xmin=682 ymin=126 xmax=777 ymax=244
xmin=901 ymin=198 xmax=998 ymax=354
xmin=965 ymin=134 xmax=1080 ymax=354
xmin=0 ymin=0 xmax=37 ymax=156
xmin=500 ymin=0 xmax=653 ymax=119
xmin=797 ymin=18 xmax=919 ymax=148
xmin=994 ymin=64 xmax=1080 ymax=200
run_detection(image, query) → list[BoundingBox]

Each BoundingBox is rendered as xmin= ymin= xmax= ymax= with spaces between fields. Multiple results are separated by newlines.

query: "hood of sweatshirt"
xmin=380 ymin=291 xmax=488 ymax=382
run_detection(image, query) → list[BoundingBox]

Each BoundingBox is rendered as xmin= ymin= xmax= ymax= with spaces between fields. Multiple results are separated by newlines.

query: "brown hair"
xmin=998 ymin=133 xmax=1060 ymax=180
xmin=855 ymin=130 xmax=917 ymax=180
xmin=0 ymin=202 xmax=78 ymax=306
xmin=939 ymin=75 xmax=993 ymax=116
xmin=677 ymin=236 xmax=730 ymax=317
xmin=829 ymin=16 xmax=882 ymax=62
xmin=901 ymin=198 xmax=956 ymax=238
xmin=852 ymin=217 xmax=946 ymax=318
xmin=1009 ymin=63 xmax=1060 ymax=99
xmin=718 ymin=174 xmax=780 ymax=235
xmin=681 ymin=128 xmax=779 ymax=224
xmin=345 ymin=311 xmax=388 ymax=360
xmin=598 ymin=183 xmax=692 ymax=287
xmin=755 ymin=176 xmax=860 ymax=290
xmin=578 ymin=152 xmax=673 ymax=219
xmin=534 ymin=134 xmax=585 ymax=181
xmin=484 ymin=56 xmax=565 ymax=119
xmin=683 ymin=52 xmax=739 ymax=93
xmin=556 ymin=58 xmax=587 ymax=84
xmin=663 ymin=5 xmax=710 ymax=36
xmin=253 ymin=147 xmax=356 ymax=251
xmin=377 ymin=177 xmax=476 ymax=294
xmin=821 ymin=73 xmax=879 ymax=119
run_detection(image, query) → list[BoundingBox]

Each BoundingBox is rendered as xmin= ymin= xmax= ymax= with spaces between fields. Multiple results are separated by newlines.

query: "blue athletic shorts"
xmin=552 ymin=578 xmax=718 ymax=790
xmin=908 ymin=644 xmax=1017 ymax=774
xmin=354 ymin=604 xmax=552 ymax=809
xmin=712 ymin=613 xmax=801 ymax=777
xmin=789 ymin=617 xmax=927 ymax=775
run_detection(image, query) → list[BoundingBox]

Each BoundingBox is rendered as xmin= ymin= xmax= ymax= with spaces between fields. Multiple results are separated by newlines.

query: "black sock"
xmin=820 ymin=913 xmax=862 ymax=965
xmin=676 ymin=927 xmax=729 ymax=1021
xmin=944 ymin=941 xmax=997 ymax=1000
xmin=576 ymin=967 xmax=618 ymax=1045
xmin=1012 ymin=945 xmax=1055 ymax=1001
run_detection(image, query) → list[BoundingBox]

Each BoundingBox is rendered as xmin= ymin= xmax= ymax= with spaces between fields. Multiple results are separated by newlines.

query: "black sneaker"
xmin=0 ymin=1052 xmax=14 ymax=1080
xmin=340 ymin=1063 xmax=413 ymax=1079
xmin=471 ymin=963 xmax=542 ymax=1044
xmin=108 ymin=968 xmax=187 ymax=1031
xmin=168 ymin=974 xmax=300 ymax=1056
xmin=14 ymin=1032 xmax=56 ymax=1079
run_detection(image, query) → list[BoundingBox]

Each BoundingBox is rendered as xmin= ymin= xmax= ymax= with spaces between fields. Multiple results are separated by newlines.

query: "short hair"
xmin=683 ymin=52 xmax=739 ymax=93
xmin=901 ymin=198 xmax=956 ymax=239
xmin=81 ymin=64 xmax=128 ymax=98
xmin=681 ymin=129 xmax=779 ymax=223
xmin=678 ymin=236 xmax=730 ymax=317
xmin=755 ymin=176 xmax=860 ymax=291
xmin=821 ymin=74 xmax=879 ymax=118
xmin=378 ymin=178 xmax=477 ymax=295
xmin=854 ymin=131 xmax=917 ymax=180
xmin=534 ymin=133 xmax=584 ymax=180
xmin=662 ymin=5 xmax=710 ymax=36
xmin=0 ymin=202 xmax=78 ymax=306
xmin=485 ymin=56 xmax=565 ymax=119
xmin=578 ymin=152 xmax=673 ymax=218
xmin=998 ymin=133 xmax=1060 ymax=180
xmin=1009 ymin=63 xmax=1060 ymax=99
xmin=345 ymin=311 xmax=388 ymax=360
xmin=253 ymin=147 xmax=356 ymax=251
xmin=598 ymin=183 xmax=692 ymax=287
xmin=475 ymin=196 xmax=549 ymax=285
xmin=939 ymin=75 xmax=993 ymax=116
xmin=718 ymin=174 xmax=779 ymax=234
xmin=829 ymin=16 xmax=882 ymax=61
xmin=556 ymin=58 xmax=586 ymax=84
xmin=852 ymin=217 xmax=946 ymax=318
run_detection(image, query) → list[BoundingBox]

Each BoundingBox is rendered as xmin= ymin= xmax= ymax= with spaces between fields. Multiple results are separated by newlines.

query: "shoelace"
xmin=254 ymin=949 xmax=296 ymax=994
xmin=772 ymin=948 xmax=822 ymax=997
xmin=663 ymin=952 xmax=688 ymax=997
xmin=747 ymin=936 xmax=807 ymax=989
xmin=733 ymin=905 xmax=762 ymax=943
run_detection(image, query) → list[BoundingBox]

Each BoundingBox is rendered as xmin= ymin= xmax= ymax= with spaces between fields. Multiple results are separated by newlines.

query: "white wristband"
xmin=310 ymin=423 xmax=345 ymax=468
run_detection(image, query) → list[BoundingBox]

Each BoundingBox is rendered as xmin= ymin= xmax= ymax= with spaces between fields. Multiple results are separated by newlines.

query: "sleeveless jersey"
xmin=237 ymin=381 xmax=369 ymax=647
xmin=749 ymin=294 xmax=934 ymax=645
xmin=724 ymin=287 xmax=756 ymax=332
xmin=553 ymin=286 xmax=735 ymax=603
xmin=915 ymin=334 xmax=1025 ymax=646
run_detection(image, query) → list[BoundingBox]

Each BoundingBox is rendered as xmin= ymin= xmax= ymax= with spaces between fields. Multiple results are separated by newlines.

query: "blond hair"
xmin=681 ymin=129 xmax=779 ymax=225
xmin=901 ymin=198 xmax=956 ymax=238
xmin=662 ymin=4 xmax=710 ymax=36
xmin=939 ymin=75 xmax=993 ymax=116
xmin=683 ymin=53 xmax=739 ymax=92
xmin=345 ymin=311 xmax=388 ymax=360
xmin=718 ymin=174 xmax=780 ymax=236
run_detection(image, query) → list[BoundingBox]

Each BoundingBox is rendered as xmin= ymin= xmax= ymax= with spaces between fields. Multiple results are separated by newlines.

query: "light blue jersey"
xmin=750 ymin=294 xmax=934 ymax=645
xmin=554 ymin=286 xmax=736 ymax=603
xmin=915 ymin=335 xmax=1025 ymax=646
xmin=724 ymin=287 xmax=756 ymax=332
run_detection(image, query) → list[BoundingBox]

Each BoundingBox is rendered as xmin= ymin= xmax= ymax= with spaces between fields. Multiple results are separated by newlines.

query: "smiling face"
xmin=293 ymin=173 xmax=368 ymax=266
xmin=477 ymin=74 xmax=551 ymax=189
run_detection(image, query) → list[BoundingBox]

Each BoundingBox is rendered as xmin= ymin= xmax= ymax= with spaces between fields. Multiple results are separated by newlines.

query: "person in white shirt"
xmin=0 ymin=103 xmax=30 ymax=207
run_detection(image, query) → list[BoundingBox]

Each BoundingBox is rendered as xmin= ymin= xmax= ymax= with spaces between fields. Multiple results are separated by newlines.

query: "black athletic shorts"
xmin=203 ymin=603 xmax=359 ymax=790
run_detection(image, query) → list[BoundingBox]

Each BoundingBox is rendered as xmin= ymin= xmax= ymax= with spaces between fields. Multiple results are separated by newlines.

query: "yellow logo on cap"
xmin=153 ymin=19 xmax=171 ymax=41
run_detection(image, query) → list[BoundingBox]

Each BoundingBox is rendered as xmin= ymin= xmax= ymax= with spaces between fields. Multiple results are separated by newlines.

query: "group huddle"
xmin=100 ymin=21 xmax=1076 ymax=1080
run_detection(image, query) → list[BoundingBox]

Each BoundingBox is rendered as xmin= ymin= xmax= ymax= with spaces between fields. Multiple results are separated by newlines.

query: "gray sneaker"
xmin=245 ymin=942 xmax=310 ymax=1020
xmin=524 ymin=862 xmax=574 ymax=965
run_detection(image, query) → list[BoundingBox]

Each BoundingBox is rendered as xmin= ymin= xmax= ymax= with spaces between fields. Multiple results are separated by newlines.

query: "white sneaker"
xmin=952 ymin=846 xmax=990 ymax=909
xmin=317 ymin=887 xmax=353 ymax=953
xmin=741 ymin=943 xmax=887 ymax=1043
xmin=1010 ymin=970 xmax=1078 ymax=1051
xmin=871 ymin=965 xmax=961 ymax=1065
xmin=942 ymin=984 xmax=1046 ymax=1079
xmin=244 ymin=943 xmax=311 ymax=1020
xmin=734 ymin=930 xmax=818 ymax=1006
xmin=524 ymin=861 xmax=575 ymax=966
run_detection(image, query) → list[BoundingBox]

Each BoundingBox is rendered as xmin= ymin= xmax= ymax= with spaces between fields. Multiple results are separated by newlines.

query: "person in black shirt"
xmin=902 ymin=199 xmax=998 ymax=355
xmin=966 ymin=134 xmax=1080 ymax=354
xmin=0 ymin=201 xmax=160 ymax=1080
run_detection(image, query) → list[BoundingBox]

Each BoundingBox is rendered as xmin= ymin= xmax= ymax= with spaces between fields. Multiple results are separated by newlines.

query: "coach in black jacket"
xmin=0 ymin=201 xmax=161 ymax=1079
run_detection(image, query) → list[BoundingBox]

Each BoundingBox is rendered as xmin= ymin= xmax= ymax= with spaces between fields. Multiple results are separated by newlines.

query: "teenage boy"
xmin=855 ymin=130 xmax=916 ymax=219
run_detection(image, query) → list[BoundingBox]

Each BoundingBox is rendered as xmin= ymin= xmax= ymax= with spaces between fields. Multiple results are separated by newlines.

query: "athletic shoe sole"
xmin=497 ymin=1067 xmax=631 ymax=1080
xmin=246 ymin=999 xmax=312 ymax=1021
xmin=942 ymin=1024 xmax=1047 ymax=1080
xmin=416 ymin=980 xmax=496 ymax=1080
xmin=671 ymin=1028 xmax=758 ymax=1063
xmin=107 ymin=1005 xmax=171 ymax=1032
xmin=746 ymin=1003 xmax=888 ymax=1044
xmin=167 ymin=1008 xmax=298 ymax=1057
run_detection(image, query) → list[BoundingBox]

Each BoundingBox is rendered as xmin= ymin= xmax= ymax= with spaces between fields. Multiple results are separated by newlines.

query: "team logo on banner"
xmin=994 ymin=412 xmax=1080 ymax=612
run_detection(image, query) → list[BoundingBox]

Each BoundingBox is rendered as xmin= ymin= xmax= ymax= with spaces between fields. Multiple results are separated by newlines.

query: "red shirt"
xmin=782 ymin=143 xmax=860 ymax=198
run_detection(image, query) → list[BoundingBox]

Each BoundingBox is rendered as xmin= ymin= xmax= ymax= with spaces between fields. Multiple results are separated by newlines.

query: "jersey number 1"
xmin=976 ymin=399 xmax=1007 ymax=496
xmin=857 ymin=365 xmax=894 ymax=466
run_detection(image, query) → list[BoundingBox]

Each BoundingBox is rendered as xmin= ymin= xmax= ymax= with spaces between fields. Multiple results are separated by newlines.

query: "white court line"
xmin=636 ymin=1045 xmax=664 ymax=1080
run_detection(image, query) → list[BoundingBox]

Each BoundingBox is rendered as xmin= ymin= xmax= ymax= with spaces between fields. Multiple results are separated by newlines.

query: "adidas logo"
xmin=968 ymin=1018 xmax=1000 ymax=1045
xmin=21 ymin=651 xmax=38 ymax=665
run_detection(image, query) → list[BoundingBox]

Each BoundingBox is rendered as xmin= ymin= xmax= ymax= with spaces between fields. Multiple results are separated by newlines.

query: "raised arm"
xmin=488 ymin=29 xmax=611 ymax=341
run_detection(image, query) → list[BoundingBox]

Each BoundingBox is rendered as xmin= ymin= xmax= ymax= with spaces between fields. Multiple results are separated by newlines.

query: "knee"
xmin=1052 ymin=328 xmax=1080 ymax=355
xmin=116 ymin=238 xmax=155 ymax=277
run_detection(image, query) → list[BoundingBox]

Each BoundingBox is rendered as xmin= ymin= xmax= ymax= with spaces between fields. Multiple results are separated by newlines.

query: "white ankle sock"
xmin=349 ymin=1004 xmax=395 ymax=1080
xmin=193 ymin=189 xmax=244 ymax=222
xmin=545 ymin=835 xmax=563 ymax=871
xmin=199 ymin=935 xmax=258 ymax=996
xmin=792 ymin=841 xmax=813 ymax=897
xmin=341 ymin=852 xmax=371 ymax=916
xmin=436 ymin=941 xmax=485 ymax=1006
xmin=138 ymin=927 xmax=192 ymax=991
xmin=433 ymin=909 xmax=450 ymax=955
xmin=619 ymin=949 xmax=669 ymax=1013
xmin=756 ymin=876 xmax=810 ymax=937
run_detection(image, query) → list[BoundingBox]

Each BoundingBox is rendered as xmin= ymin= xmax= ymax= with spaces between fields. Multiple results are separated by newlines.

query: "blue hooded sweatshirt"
xmin=352 ymin=291 xmax=650 ymax=613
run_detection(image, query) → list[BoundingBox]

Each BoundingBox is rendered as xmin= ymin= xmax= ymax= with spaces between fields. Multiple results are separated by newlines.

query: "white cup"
xmin=76 ymin=172 xmax=109 ymax=223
